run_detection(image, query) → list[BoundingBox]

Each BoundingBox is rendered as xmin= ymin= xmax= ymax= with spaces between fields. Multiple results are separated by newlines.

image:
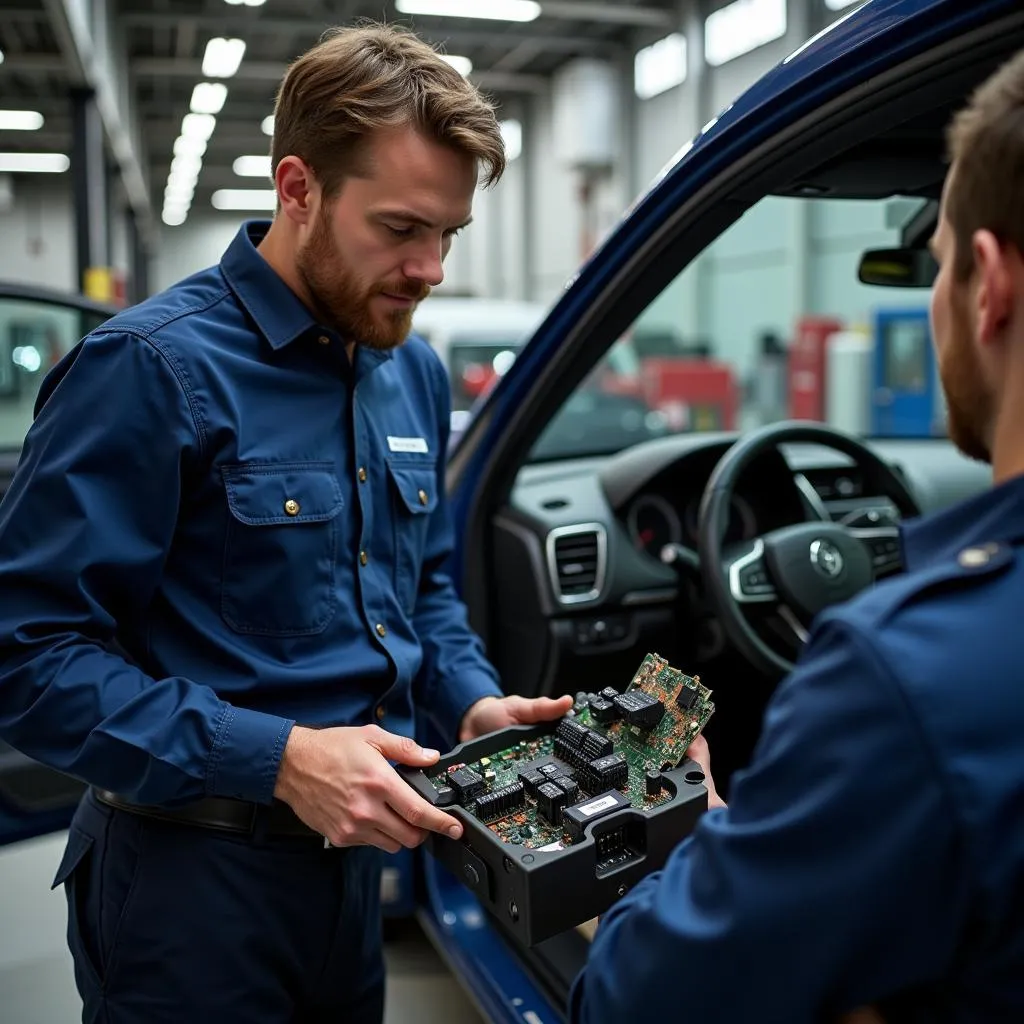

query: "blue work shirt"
xmin=571 ymin=471 xmax=1024 ymax=1022
xmin=0 ymin=221 xmax=502 ymax=808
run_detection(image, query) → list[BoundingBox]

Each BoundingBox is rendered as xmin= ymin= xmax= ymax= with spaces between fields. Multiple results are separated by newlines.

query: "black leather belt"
xmin=93 ymin=788 xmax=323 ymax=842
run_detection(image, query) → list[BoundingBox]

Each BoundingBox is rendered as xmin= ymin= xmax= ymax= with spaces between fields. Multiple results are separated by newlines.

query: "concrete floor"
xmin=0 ymin=832 xmax=483 ymax=1024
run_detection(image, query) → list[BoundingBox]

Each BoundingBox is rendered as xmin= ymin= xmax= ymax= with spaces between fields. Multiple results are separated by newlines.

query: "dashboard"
xmin=488 ymin=433 xmax=993 ymax=697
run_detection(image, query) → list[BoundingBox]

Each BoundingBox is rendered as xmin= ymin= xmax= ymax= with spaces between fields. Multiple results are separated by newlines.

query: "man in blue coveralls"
xmin=0 ymin=23 xmax=572 ymax=1024
xmin=571 ymin=49 xmax=1024 ymax=1024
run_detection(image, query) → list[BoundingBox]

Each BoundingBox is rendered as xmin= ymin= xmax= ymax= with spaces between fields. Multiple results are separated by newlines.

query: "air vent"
xmin=546 ymin=524 xmax=607 ymax=605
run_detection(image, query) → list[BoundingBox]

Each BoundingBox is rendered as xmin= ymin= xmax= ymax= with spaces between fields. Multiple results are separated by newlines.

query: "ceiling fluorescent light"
xmin=499 ymin=119 xmax=522 ymax=161
xmin=224 ymin=0 xmax=266 ymax=5
xmin=202 ymin=37 xmax=246 ymax=78
xmin=824 ymin=0 xmax=861 ymax=7
xmin=440 ymin=54 xmax=473 ymax=76
xmin=395 ymin=0 xmax=541 ymax=22
xmin=0 ymin=152 xmax=69 ymax=173
xmin=162 ymin=207 xmax=188 ymax=227
xmin=0 ymin=110 xmax=45 ymax=131
xmin=190 ymin=83 xmax=228 ymax=115
xmin=261 ymin=115 xmax=274 ymax=136
xmin=634 ymin=33 xmax=687 ymax=99
xmin=173 ymin=135 xmax=207 ymax=158
xmin=181 ymin=113 xmax=217 ymax=141
xmin=212 ymin=188 xmax=277 ymax=210
xmin=0 ymin=49 xmax=5 ymax=66
xmin=232 ymin=155 xmax=272 ymax=178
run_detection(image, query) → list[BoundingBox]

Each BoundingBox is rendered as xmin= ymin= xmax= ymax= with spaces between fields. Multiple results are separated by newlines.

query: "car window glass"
xmin=0 ymin=298 xmax=108 ymax=449
xmin=529 ymin=194 xmax=939 ymax=462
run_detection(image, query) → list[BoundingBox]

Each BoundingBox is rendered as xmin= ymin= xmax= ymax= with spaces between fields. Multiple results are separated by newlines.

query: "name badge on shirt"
xmin=387 ymin=436 xmax=429 ymax=454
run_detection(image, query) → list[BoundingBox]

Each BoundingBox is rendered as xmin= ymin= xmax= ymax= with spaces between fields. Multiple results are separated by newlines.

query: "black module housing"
xmin=613 ymin=690 xmax=665 ymax=730
xmin=676 ymin=684 xmax=700 ymax=711
xmin=399 ymin=719 xmax=709 ymax=946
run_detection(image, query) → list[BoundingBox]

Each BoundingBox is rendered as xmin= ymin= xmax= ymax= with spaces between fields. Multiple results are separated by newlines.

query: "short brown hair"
xmin=946 ymin=49 xmax=1024 ymax=279
xmin=271 ymin=22 xmax=506 ymax=197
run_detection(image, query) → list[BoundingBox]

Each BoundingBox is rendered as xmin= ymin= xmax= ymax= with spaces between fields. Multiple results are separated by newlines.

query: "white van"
xmin=411 ymin=296 xmax=549 ymax=434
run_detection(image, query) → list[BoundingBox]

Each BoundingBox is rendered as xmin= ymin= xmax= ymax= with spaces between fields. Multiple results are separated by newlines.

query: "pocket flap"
xmin=223 ymin=463 xmax=344 ymax=526
xmin=52 ymin=826 xmax=94 ymax=890
xmin=386 ymin=460 xmax=439 ymax=515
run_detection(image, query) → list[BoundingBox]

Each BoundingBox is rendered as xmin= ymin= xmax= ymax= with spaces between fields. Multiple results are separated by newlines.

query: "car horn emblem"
xmin=809 ymin=538 xmax=844 ymax=579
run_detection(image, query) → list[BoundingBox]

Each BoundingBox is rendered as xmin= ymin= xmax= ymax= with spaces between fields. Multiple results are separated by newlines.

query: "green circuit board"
xmin=426 ymin=653 xmax=714 ymax=850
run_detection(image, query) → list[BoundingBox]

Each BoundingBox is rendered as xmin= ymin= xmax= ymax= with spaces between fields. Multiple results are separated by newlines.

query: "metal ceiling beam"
xmin=0 ymin=53 xmax=69 ymax=74
xmin=117 ymin=12 xmax=617 ymax=52
xmin=41 ymin=0 xmax=155 ymax=244
xmin=132 ymin=57 xmax=549 ymax=92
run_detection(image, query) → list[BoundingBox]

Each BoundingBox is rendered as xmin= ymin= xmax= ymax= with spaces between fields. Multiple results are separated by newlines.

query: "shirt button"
xmin=375 ymin=705 xmax=386 ymax=721
xmin=358 ymin=467 xmax=368 ymax=483
xmin=317 ymin=335 xmax=330 ymax=346
xmin=284 ymin=499 xmax=300 ymax=516
xmin=360 ymin=550 xmax=369 ymax=567
xmin=375 ymin=623 xmax=387 ymax=638
xmin=418 ymin=489 xmax=429 ymax=506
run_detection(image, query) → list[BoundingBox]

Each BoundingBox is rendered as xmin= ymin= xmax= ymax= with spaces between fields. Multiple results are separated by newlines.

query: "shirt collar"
xmin=900 ymin=467 xmax=1024 ymax=570
xmin=220 ymin=220 xmax=317 ymax=350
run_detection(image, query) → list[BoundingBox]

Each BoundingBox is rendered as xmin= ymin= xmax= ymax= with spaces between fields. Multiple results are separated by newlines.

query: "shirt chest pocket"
xmin=221 ymin=462 xmax=344 ymax=636
xmin=387 ymin=458 xmax=438 ymax=615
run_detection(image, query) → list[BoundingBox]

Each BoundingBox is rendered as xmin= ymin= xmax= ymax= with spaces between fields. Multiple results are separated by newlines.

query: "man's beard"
xmin=939 ymin=295 xmax=993 ymax=463
xmin=296 ymin=207 xmax=430 ymax=350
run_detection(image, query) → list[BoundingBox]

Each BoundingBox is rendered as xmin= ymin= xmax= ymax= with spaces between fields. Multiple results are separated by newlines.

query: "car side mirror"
xmin=857 ymin=247 xmax=938 ymax=288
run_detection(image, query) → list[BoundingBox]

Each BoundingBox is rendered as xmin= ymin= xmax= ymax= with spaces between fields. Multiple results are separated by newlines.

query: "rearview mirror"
xmin=858 ymin=247 xmax=938 ymax=288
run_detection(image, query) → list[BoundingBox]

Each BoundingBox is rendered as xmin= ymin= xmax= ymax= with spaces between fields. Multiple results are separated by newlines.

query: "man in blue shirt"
xmin=571 ymin=50 xmax=1024 ymax=1024
xmin=0 ymin=23 xmax=570 ymax=1024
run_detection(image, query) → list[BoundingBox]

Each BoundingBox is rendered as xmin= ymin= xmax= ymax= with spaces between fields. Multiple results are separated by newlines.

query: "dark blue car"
xmin=1 ymin=0 xmax=1021 ymax=1020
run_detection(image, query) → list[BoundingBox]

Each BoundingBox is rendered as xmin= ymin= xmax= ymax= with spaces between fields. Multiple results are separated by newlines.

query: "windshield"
xmin=0 ymin=297 xmax=110 ymax=449
xmin=529 ymin=193 xmax=942 ymax=462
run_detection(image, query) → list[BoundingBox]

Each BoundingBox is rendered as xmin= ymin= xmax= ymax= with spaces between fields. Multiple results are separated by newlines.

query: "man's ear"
xmin=973 ymin=229 xmax=1014 ymax=346
xmin=275 ymin=156 xmax=319 ymax=226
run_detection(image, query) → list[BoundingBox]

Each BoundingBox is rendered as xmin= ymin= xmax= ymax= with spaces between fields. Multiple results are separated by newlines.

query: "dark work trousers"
xmin=52 ymin=789 xmax=385 ymax=1024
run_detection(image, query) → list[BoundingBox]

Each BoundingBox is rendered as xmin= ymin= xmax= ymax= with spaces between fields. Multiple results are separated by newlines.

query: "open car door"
xmin=0 ymin=283 xmax=117 ymax=846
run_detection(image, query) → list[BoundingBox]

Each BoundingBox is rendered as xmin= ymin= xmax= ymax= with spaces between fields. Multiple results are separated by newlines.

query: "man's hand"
xmin=458 ymin=693 xmax=575 ymax=742
xmin=273 ymin=724 xmax=464 ymax=853
xmin=684 ymin=734 xmax=727 ymax=809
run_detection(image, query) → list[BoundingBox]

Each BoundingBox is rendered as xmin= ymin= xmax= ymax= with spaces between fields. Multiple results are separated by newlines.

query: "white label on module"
xmin=537 ymin=841 xmax=564 ymax=852
xmin=578 ymin=794 xmax=619 ymax=817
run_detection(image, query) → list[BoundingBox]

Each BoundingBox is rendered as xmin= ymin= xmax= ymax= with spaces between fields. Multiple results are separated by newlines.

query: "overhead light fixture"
xmin=190 ymin=83 xmax=228 ymax=115
xmin=394 ymin=0 xmax=541 ymax=22
xmin=439 ymin=54 xmax=473 ymax=76
xmin=0 ymin=49 xmax=5 ymax=67
xmin=212 ymin=188 xmax=277 ymax=210
xmin=0 ymin=152 xmax=69 ymax=173
xmin=499 ymin=118 xmax=522 ymax=161
xmin=202 ymin=37 xmax=246 ymax=78
xmin=181 ymin=113 xmax=217 ymax=141
xmin=162 ymin=206 xmax=188 ymax=227
xmin=170 ymin=153 xmax=202 ymax=178
xmin=224 ymin=0 xmax=266 ymax=5
xmin=261 ymin=115 xmax=274 ymax=136
xmin=634 ymin=33 xmax=687 ymax=99
xmin=0 ymin=110 xmax=45 ymax=131
xmin=173 ymin=135 xmax=207 ymax=158
xmin=232 ymin=154 xmax=272 ymax=178
xmin=824 ymin=0 xmax=861 ymax=7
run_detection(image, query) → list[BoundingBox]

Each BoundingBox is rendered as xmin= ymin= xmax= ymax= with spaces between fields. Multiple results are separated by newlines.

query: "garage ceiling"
xmin=0 ymin=0 xmax=675 ymax=224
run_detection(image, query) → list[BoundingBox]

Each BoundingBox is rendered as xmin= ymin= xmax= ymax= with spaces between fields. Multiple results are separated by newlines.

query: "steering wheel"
xmin=697 ymin=422 xmax=921 ymax=677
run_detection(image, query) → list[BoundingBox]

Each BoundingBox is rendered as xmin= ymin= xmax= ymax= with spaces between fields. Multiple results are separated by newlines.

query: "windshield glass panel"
xmin=0 ymin=298 xmax=109 ymax=449
xmin=529 ymin=194 xmax=941 ymax=462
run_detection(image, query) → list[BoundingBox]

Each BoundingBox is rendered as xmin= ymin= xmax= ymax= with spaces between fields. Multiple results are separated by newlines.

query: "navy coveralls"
xmin=0 ymin=222 xmax=502 ymax=1022
xmin=571 ymin=472 xmax=1024 ymax=1022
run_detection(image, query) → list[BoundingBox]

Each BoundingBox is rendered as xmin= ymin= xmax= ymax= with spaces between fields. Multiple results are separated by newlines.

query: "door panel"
xmin=0 ymin=285 xmax=115 ymax=846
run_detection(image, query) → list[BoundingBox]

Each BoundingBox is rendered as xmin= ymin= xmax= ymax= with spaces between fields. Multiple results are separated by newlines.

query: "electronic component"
xmin=474 ymin=780 xmax=525 ymax=820
xmin=435 ymin=785 xmax=456 ymax=807
xmin=556 ymin=776 xmax=580 ymax=805
xmin=562 ymin=789 xmax=631 ymax=843
xmin=538 ymin=763 xmax=560 ymax=778
xmin=675 ymin=684 xmax=699 ymax=711
xmin=645 ymin=770 xmax=663 ymax=797
xmin=600 ymin=687 xmax=619 ymax=701
xmin=588 ymin=696 xmax=617 ymax=724
xmin=536 ymin=781 xmax=568 ymax=825
xmin=556 ymin=716 xmax=590 ymax=750
xmin=582 ymin=729 xmax=614 ymax=760
xmin=614 ymin=690 xmax=665 ymax=730
xmin=448 ymin=767 xmax=485 ymax=803
xmin=580 ymin=752 xmax=628 ymax=793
